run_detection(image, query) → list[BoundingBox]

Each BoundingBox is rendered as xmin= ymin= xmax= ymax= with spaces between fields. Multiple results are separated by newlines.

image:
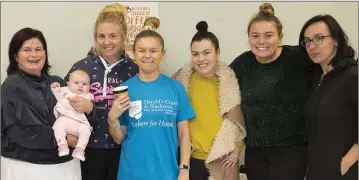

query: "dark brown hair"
xmin=190 ymin=21 xmax=219 ymax=50
xmin=7 ymin=27 xmax=51 ymax=75
xmin=299 ymin=14 xmax=356 ymax=66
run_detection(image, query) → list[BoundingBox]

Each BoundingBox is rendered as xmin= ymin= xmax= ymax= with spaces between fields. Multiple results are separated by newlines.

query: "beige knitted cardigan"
xmin=174 ymin=61 xmax=246 ymax=180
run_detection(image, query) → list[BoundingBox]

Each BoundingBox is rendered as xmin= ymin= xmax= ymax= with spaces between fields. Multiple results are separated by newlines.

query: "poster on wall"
xmin=122 ymin=2 xmax=159 ymax=59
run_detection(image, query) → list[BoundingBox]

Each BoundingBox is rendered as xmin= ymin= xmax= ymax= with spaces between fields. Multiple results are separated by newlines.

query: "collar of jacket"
xmin=175 ymin=61 xmax=241 ymax=116
xmin=174 ymin=61 xmax=246 ymax=169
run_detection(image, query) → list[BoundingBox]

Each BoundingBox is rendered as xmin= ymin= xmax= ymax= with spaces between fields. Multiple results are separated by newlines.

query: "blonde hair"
xmin=143 ymin=17 xmax=160 ymax=30
xmin=92 ymin=3 xmax=128 ymax=55
xmin=247 ymin=3 xmax=282 ymax=35
xmin=259 ymin=2 xmax=275 ymax=15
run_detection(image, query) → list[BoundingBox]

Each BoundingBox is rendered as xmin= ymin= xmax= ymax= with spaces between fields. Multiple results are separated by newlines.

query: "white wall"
xmin=1 ymin=1 xmax=358 ymax=166
xmin=1 ymin=2 xmax=358 ymax=83
xmin=159 ymin=2 xmax=358 ymax=75
xmin=1 ymin=2 xmax=105 ymax=82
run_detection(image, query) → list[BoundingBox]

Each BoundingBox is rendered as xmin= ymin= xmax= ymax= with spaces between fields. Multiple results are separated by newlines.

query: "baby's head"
xmin=67 ymin=69 xmax=91 ymax=95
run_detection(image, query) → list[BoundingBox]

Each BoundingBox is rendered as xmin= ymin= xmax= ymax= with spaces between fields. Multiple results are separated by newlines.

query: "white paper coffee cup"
xmin=112 ymin=86 xmax=128 ymax=99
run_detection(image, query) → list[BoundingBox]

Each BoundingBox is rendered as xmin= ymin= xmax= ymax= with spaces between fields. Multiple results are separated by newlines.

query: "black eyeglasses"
xmin=301 ymin=35 xmax=332 ymax=48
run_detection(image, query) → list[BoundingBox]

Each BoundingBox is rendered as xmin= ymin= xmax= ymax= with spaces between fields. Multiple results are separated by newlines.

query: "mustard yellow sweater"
xmin=189 ymin=72 xmax=244 ymax=160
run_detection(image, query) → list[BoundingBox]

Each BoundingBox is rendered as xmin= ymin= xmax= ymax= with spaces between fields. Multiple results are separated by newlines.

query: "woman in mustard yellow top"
xmin=173 ymin=21 xmax=246 ymax=180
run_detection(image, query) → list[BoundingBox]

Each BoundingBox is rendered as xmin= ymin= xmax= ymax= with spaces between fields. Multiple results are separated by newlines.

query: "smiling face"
xmin=134 ymin=37 xmax=164 ymax=75
xmin=191 ymin=39 xmax=219 ymax=77
xmin=96 ymin=22 xmax=125 ymax=62
xmin=16 ymin=38 xmax=46 ymax=76
xmin=304 ymin=21 xmax=337 ymax=65
xmin=248 ymin=20 xmax=283 ymax=62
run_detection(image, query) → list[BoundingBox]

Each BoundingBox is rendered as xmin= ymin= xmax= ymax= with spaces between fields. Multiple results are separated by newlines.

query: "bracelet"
xmin=108 ymin=120 xmax=120 ymax=131
xmin=179 ymin=164 xmax=190 ymax=170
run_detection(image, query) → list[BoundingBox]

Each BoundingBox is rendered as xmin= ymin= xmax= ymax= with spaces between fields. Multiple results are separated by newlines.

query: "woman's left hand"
xmin=68 ymin=96 xmax=93 ymax=113
xmin=178 ymin=169 xmax=189 ymax=180
xmin=341 ymin=158 xmax=351 ymax=176
xmin=221 ymin=148 xmax=240 ymax=169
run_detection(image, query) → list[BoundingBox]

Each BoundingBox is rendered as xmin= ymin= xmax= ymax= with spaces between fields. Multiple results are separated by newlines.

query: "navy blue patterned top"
xmin=65 ymin=51 xmax=139 ymax=149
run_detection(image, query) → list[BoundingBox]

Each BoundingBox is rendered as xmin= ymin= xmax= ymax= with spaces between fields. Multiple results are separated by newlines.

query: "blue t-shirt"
xmin=118 ymin=74 xmax=195 ymax=180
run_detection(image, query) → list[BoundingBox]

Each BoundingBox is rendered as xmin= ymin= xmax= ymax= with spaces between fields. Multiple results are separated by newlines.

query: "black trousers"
xmin=81 ymin=147 xmax=121 ymax=180
xmin=189 ymin=157 xmax=210 ymax=180
xmin=245 ymin=144 xmax=308 ymax=180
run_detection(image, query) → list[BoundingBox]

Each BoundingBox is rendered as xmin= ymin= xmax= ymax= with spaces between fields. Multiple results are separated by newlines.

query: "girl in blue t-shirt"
xmin=108 ymin=30 xmax=195 ymax=180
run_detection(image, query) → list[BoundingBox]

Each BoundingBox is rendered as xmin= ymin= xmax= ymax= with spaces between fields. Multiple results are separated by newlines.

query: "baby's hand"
xmin=51 ymin=82 xmax=61 ymax=88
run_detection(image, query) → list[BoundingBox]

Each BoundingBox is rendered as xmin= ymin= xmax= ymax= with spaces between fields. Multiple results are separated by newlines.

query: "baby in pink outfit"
xmin=51 ymin=69 xmax=93 ymax=161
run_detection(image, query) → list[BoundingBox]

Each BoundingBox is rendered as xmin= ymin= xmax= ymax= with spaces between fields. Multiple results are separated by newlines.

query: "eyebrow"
xmin=250 ymin=31 xmax=274 ymax=35
xmin=97 ymin=33 xmax=116 ymax=36
xmin=22 ymin=45 xmax=43 ymax=49
xmin=304 ymin=33 xmax=325 ymax=38
xmin=192 ymin=49 xmax=211 ymax=53
xmin=314 ymin=33 xmax=325 ymax=36
xmin=136 ymin=47 xmax=160 ymax=50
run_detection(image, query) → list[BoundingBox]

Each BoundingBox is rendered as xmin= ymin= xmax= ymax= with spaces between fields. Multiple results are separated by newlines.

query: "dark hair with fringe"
xmin=7 ymin=27 xmax=51 ymax=75
xmin=299 ymin=14 xmax=356 ymax=66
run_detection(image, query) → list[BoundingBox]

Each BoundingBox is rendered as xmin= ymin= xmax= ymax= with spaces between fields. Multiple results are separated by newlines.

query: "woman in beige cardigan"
xmin=173 ymin=21 xmax=246 ymax=180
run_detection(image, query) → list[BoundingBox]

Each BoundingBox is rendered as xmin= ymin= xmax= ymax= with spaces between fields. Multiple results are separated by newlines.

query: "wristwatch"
xmin=179 ymin=164 xmax=190 ymax=170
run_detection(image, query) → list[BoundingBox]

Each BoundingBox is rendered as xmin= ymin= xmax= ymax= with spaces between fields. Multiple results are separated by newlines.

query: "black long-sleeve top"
xmin=229 ymin=46 xmax=313 ymax=147
xmin=1 ymin=69 xmax=97 ymax=164
xmin=305 ymin=58 xmax=358 ymax=180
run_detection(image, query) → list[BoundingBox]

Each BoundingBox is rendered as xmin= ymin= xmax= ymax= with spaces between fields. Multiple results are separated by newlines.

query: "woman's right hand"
xmin=108 ymin=95 xmax=131 ymax=122
xmin=67 ymin=134 xmax=78 ymax=148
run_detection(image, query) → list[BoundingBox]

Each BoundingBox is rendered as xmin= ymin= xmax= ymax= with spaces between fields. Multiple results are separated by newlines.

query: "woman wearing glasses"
xmin=229 ymin=3 xmax=312 ymax=180
xmin=299 ymin=14 xmax=358 ymax=180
